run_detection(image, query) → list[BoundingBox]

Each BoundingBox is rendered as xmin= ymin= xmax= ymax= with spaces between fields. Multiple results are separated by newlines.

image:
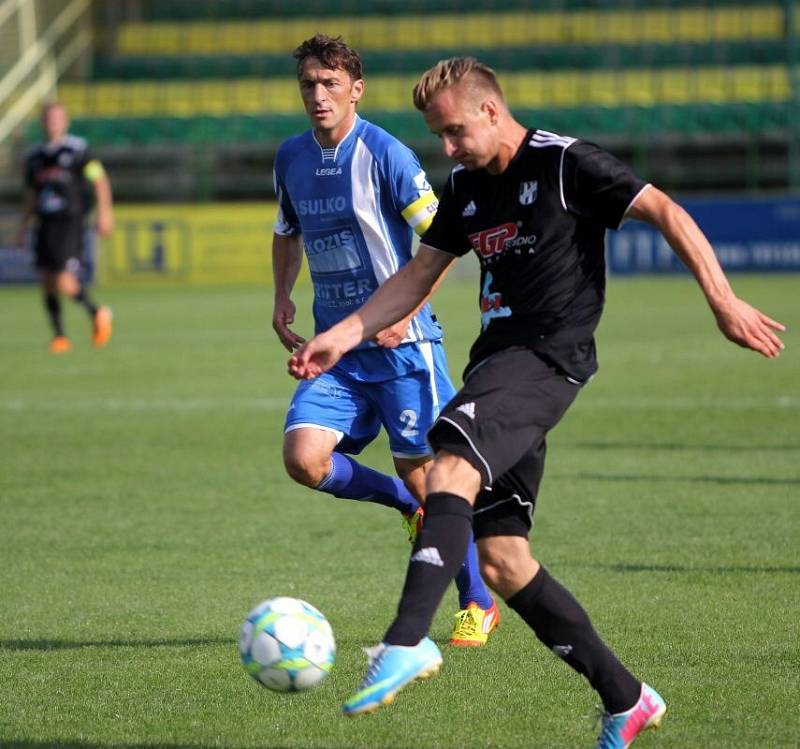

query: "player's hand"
xmin=713 ymin=297 xmax=785 ymax=358
xmin=97 ymin=214 xmax=113 ymax=237
xmin=288 ymin=334 xmax=344 ymax=380
xmin=374 ymin=318 xmax=409 ymax=349
xmin=273 ymin=297 xmax=306 ymax=352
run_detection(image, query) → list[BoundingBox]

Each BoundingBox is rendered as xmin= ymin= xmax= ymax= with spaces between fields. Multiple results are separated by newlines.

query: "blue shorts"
xmin=284 ymin=340 xmax=456 ymax=458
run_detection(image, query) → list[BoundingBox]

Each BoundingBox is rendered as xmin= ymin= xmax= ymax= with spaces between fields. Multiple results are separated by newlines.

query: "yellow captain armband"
xmin=83 ymin=159 xmax=106 ymax=182
xmin=401 ymin=191 xmax=439 ymax=236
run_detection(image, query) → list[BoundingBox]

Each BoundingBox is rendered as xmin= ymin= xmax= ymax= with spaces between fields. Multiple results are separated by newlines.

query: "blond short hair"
xmin=412 ymin=57 xmax=504 ymax=111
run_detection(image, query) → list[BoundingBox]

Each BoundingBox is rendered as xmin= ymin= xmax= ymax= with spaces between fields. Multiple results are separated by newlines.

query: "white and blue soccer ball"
xmin=239 ymin=597 xmax=335 ymax=692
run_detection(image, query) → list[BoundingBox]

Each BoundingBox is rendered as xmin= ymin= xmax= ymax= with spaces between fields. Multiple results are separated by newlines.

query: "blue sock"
xmin=318 ymin=454 xmax=491 ymax=609
xmin=316 ymin=452 xmax=420 ymax=516
xmin=455 ymin=533 xmax=494 ymax=610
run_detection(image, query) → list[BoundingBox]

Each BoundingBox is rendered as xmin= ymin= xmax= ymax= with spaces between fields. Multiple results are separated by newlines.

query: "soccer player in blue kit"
xmin=271 ymin=35 xmax=499 ymax=646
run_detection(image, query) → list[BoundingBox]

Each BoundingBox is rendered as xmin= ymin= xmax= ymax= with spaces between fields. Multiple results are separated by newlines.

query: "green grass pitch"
xmin=1 ymin=274 xmax=798 ymax=748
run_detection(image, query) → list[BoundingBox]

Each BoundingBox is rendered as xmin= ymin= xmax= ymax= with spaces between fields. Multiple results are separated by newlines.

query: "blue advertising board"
xmin=607 ymin=195 xmax=800 ymax=274
xmin=0 ymin=226 xmax=95 ymax=284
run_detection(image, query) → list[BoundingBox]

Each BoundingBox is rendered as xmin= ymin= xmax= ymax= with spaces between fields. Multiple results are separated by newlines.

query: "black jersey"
xmin=421 ymin=129 xmax=648 ymax=382
xmin=24 ymin=135 xmax=95 ymax=222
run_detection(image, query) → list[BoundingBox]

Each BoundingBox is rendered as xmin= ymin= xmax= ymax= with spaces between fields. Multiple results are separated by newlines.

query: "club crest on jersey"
xmin=519 ymin=180 xmax=538 ymax=205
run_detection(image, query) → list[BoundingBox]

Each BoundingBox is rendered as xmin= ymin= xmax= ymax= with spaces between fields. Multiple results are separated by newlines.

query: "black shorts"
xmin=427 ymin=346 xmax=581 ymax=539
xmin=34 ymin=217 xmax=84 ymax=272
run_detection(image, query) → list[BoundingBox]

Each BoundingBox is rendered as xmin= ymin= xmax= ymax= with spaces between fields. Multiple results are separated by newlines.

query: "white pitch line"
xmin=0 ymin=395 xmax=797 ymax=412
xmin=575 ymin=395 xmax=799 ymax=410
xmin=0 ymin=397 xmax=289 ymax=412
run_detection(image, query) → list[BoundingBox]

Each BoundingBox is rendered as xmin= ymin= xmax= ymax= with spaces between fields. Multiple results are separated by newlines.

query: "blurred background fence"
xmin=1 ymin=0 xmax=799 ymax=202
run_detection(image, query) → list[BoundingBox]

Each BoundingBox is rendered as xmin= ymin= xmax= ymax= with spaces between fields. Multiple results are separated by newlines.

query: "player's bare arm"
xmin=93 ymin=173 xmax=114 ymax=236
xmin=272 ymin=232 xmax=307 ymax=352
xmin=373 ymin=250 xmax=454 ymax=349
xmin=289 ymin=245 xmax=454 ymax=378
xmin=626 ymin=186 xmax=785 ymax=358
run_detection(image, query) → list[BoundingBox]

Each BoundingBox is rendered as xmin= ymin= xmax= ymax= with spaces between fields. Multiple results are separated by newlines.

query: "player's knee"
xmin=477 ymin=538 xmax=538 ymax=599
xmin=282 ymin=445 xmax=328 ymax=488
xmin=56 ymin=273 xmax=78 ymax=296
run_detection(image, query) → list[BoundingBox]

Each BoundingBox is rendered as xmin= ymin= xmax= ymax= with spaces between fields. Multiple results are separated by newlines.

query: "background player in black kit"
xmin=289 ymin=57 xmax=785 ymax=747
xmin=17 ymin=102 xmax=114 ymax=354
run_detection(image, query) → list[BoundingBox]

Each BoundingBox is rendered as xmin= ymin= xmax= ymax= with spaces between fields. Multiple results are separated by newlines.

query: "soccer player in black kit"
xmin=289 ymin=58 xmax=785 ymax=747
xmin=17 ymin=102 xmax=114 ymax=354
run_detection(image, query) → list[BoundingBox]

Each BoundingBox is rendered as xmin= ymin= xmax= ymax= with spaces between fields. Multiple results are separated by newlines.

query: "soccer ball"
xmin=239 ymin=597 xmax=335 ymax=692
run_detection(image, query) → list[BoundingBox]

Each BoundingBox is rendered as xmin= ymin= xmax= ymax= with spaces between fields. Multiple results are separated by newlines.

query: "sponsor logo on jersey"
xmin=313 ymin=278 xmax=373 ymax=303
xmin=462 ymin=200 xmax=477 ymax=217
xmin=468 ymin=222 xmax=537 ymax=259
xmin=480 ymin=271 xmax=512 ymax=329
xmin=34 ymin=166 xmax=67 ymax=184
xmin=469 ymin=222 xmax=517 ymax=257
xmin=305 ymin=228 xmax=355 ymax=257
xmin=304 ymin=228 xmax=362 ymax=275
xmin=297 ymin=196 xmax=347 ymax=216
xmin=519 ymin=180 xmax=538 ymax=205
xmin=315 ymin=167 xmax=343 ymax=176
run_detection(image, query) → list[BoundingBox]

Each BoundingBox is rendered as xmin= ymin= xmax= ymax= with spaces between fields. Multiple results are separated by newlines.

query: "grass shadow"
xmin=563 ymin=561 xmax=800 ymax=575
xmin=559 ymin=472 xmax=799 ymax=486
xmin=0 ymin=636 xmax=231 ymax=652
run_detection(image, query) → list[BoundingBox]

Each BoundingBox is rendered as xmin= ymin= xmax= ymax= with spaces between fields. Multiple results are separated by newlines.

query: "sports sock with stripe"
xmin=383 ymin=492 xmax=473 ymax=646
xmin=506 ymin=566 xmax=641 ymax=713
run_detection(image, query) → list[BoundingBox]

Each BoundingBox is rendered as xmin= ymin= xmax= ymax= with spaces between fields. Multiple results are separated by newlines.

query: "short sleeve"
xmin=562 ymin=141 xmax=648 ymax=230
xmin=272 ymin=165 xmax=300 ymax=236
xmin=419 ymin=171 xmax=472 ymax=257
xmin=384 ymin=141 xmax=439 ymax=236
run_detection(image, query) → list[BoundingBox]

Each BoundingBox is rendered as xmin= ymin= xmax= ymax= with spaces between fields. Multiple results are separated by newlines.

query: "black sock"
xmin=506 ymin=567 xmax=641 ymax=713
xmin=44 ymin=294 xmax=64 ymax=337
xmin=72 ymin=285 xmax=98 ymax=317
xmin=383 ymin=492 xmax=473 ymax=646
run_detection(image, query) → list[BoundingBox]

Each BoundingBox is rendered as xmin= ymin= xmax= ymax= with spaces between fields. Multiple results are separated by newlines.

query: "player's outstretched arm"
xmin=626 ymin=186 xmax=785 ymax=358
xmin=374 ymin=247 xmax=455 ymax=349
xmin=272 ymin=233 xmax=307 ymax=352
xmin=289 ymin=245 xmax=454 ymax=379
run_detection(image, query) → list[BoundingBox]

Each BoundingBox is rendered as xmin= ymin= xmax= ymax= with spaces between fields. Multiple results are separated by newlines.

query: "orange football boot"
xmin=49 ymin=336 xmax=71 ymax=354
xmin=92 ymin=306 xmax=113 ymax=347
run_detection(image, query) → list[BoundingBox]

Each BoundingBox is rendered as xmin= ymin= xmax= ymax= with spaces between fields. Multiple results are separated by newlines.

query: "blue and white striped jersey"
xmin=273 ymin=115 xmax=441 ymax=346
